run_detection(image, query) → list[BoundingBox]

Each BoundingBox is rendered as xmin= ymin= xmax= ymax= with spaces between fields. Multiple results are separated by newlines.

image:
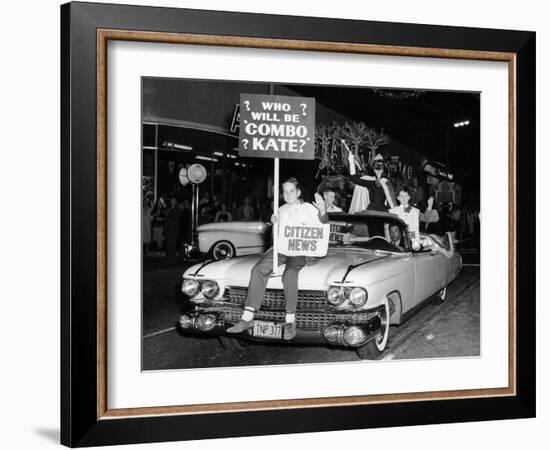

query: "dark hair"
xmin=398 ymin=186 xmax=411 ymax=195
xmin=282 ymin=177 xmax=302 ymax=195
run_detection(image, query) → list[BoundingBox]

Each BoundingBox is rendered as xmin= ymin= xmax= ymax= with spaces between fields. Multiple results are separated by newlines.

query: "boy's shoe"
xmin=226 ymin=320 xmax=254 ymax=334
xmin=283 ymin=322 xmax=296 ymax=340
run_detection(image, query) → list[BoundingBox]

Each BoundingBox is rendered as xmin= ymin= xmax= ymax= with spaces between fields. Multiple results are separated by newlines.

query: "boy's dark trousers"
xmin=244 ymin=249 xmax=306 ymax=313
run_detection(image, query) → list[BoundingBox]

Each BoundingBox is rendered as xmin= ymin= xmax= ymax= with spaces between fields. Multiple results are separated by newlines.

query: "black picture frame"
xmin=61 ymin=1 xmax=535 ymax=447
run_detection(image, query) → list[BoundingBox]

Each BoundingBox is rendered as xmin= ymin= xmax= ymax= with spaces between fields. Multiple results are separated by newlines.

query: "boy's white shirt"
xmin=326 ymin=204 xmax=343 ymax=212
xmin=277 ymin=201 xmax=323 ymax=225
xmin=389 ymin=204 xmax=420 ymax=241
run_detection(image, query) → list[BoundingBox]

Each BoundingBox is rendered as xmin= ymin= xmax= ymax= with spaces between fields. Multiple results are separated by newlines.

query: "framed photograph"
xmin=61 ymin=1 xmax=535 ymax=447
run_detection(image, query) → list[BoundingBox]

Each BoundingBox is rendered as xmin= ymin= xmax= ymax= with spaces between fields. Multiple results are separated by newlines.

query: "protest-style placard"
xmin=238 ymin=93 xmax=317 ymax=270
xmin=238 ymin=94 xmax=315 ymax=159
xmin=328 ymin=223 xmax=352 ymax=246
xmin=278 ymin=220 xmax=330 ymax=258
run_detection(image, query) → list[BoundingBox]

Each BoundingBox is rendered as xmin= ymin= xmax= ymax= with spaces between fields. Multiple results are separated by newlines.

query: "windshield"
xmin=328 ymin=215 xmax=410 ymax=252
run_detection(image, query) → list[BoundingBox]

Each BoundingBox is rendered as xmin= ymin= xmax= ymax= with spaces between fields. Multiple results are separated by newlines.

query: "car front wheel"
xmin=356 ymin=297 xmax=390 ymax=360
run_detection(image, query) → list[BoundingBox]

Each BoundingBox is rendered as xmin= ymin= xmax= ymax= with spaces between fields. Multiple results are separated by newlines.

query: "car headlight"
xmin=343 ymin=326 xmax=367 ymax=346
xmin=179 ymin=314 xmax=194 ymax=329
xmin=323 ymin=325 xmax=342 ymax=343
xmin=349 ymin=287 xmax=368 ymax=307
xmin=182 ymin=279 xmax=200 ymax=297
xmin=327 ymin=287 xmax=345 ymax=306
xmin=195 ymin=314 xmax=216 ymax=331
xmin=201 ymin=280 xmax=219 ymax=299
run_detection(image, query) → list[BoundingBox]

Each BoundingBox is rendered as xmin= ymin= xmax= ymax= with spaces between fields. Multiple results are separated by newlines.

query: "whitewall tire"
xmin=356 ymin=296 xmax=390 ymax=360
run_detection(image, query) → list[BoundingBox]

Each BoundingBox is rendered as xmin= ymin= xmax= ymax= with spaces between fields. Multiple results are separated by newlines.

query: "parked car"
xmin=196 ymin=221 xmax=271 ymax=260
xmin=178 ymin=212 xmax=462 ymax=359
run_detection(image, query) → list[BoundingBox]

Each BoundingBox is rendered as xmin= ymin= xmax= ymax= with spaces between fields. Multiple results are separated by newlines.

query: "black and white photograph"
xmin=0 ymin=0 xmax=542 ymax=447
xmin=141 ymin=78 xmax=481 ymax=370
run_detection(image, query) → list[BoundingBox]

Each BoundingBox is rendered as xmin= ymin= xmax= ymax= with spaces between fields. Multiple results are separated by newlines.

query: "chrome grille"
xmin=225 ymin=286 xmax=326 ymax=311
xmin=205 ymin=305 xmax=378 ymax=330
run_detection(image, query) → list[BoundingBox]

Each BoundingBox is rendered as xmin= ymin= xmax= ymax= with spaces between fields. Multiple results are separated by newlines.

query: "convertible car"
xmin=196 ymin=221 xmax=271 ymax=260
xmin=178 ymin=211 xmax=462 ymax=359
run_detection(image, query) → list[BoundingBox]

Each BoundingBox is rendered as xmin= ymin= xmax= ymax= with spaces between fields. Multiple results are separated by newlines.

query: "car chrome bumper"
xmin=177 ymin=307 xmax=384 ymax=347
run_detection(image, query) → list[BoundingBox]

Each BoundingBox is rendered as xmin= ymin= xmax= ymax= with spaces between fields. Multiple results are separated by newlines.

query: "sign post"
xmin=187 ymin=163 xmax=207 ymax=249
xmin=271 ymin=86 xmax=279 ymax=274
xmin=238 ymin=93 xmax=316 ymax=272
xmin=273 ymin=158 xmax=279 ymax=272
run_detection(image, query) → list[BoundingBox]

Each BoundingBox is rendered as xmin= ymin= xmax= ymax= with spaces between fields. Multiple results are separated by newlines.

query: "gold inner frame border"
xmin=95 ymin=29 xmax=517 ymax=420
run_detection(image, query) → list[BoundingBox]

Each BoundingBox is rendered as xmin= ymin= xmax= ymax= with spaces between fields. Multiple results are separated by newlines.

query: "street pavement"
xmin=142 ymin=244 xmax=480 ymax=370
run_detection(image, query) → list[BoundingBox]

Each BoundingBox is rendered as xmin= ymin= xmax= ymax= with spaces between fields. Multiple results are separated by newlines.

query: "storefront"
xmin=142 ymin=78 xmax=353 ymax=210
xmin=142 ymin=78 xmax=470 ymax=218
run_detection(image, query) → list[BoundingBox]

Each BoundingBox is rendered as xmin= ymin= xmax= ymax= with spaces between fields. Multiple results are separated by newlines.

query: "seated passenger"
xmin=389 ymin=224 xmax=405 ymax=250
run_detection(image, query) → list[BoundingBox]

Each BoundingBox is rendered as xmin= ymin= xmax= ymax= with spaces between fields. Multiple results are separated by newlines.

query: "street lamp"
xmin=453 ymin=120 xmax=470 ymax=128
xmin=447 ymin=119 xmax=471 ymax=167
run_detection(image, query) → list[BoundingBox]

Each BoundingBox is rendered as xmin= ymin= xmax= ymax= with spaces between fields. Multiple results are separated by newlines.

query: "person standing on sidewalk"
xmin=142 ymin=192 xmax=154 ymax=253
xmin=227 ymin=178 xmax=328 ymax=340
xmin=419 ymin=196 xmax=441 ymax=234
xmin=163 ymin=198 xmax=182 ymax=262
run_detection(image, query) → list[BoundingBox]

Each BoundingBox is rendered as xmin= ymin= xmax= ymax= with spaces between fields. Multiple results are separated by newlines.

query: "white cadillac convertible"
xmin=178 ymin=211 xmax=462 ymax=359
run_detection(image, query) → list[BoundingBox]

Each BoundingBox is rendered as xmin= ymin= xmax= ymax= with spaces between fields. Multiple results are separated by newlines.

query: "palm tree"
xmin=315 ymin=123 xmax=343 ymax=177
xmin=363 ymin=128 xmax=390 ymax=165
xmin=340 ymin=121 xmax=369 ymax=168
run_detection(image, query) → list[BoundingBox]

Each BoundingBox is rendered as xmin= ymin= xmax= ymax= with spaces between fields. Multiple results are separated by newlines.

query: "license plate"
xmin=253 ymin=320 xmax=283 ymax=339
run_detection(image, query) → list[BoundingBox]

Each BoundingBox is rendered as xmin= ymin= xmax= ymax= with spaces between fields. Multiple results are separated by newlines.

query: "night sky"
xmin=285 ymin=84 xmax=480 ymax=172
xmin=143 ymin=78 xmax=481 ymax=202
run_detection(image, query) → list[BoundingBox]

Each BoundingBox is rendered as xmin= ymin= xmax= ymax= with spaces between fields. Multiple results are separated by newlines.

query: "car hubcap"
xmin=214 ymin=243 xmax=232 ymax=259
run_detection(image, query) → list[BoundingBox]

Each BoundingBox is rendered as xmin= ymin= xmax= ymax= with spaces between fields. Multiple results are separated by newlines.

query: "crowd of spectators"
xmin=143 ymin=193 xmax=192 ymax=259
xmin=414 ymin=196 xmax=480 ymax=240
xmin=142 ymin=183 xmax=480 ymax=259
xmin=197 ymin=193 xmax=273 ymax=224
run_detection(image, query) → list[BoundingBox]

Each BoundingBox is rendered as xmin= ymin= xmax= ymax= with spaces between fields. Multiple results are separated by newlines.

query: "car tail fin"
xmin=444 ymin=231 xmax=455 ymax=254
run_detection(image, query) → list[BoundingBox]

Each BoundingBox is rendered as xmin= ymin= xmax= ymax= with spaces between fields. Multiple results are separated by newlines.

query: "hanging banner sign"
xmin=278 ymin=219 xmax=330 ymax=257
xmin=238 ymin=93 xmax=316 ymax=160
xmin=423 ymin=162 xmax=454 ymax=181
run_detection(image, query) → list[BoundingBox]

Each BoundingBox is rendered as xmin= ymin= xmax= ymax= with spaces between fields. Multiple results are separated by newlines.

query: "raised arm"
xmin=350 ymin=174 xmax=374 ymax=188
xmin=318 ymin=211 xmax=329 ymax=224
xmin=312 ymin=193 xmax=329 ymax=224
xmin=348 ymin=151 xmax=357 ymax=176
xmin=347 ymin=151 xmax=376 ymax=187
